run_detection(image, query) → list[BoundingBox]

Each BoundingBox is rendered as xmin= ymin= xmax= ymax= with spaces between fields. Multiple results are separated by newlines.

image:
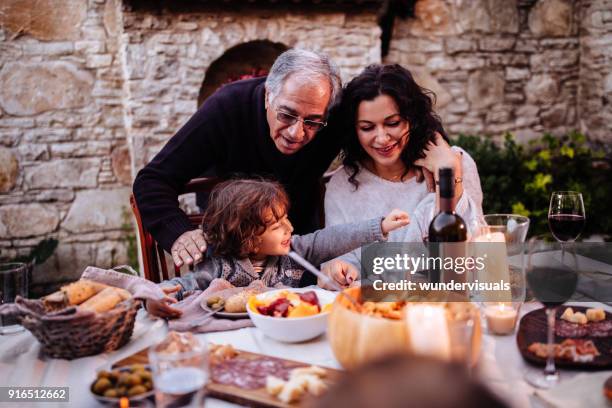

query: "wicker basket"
xmin=1 ymin=296 xmax=140 ymax=360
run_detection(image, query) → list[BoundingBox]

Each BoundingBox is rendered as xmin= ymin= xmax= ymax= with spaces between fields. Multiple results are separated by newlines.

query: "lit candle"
xmin=473 ymin=231 xmax=511 ymax=302
xmin=406 ymin=305 xmax=451 ymax=359
xmin=484 ymin=303 xmax=518 ymax=335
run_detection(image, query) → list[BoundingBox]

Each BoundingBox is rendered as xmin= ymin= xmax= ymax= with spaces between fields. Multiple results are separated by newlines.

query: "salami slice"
xmin=211 ymin=355 xmax=304 ymax=389
xmin=555 ymin=320 xmax=588 ymax=338
xmin=588 ymin=320 xmax=612 ymax=338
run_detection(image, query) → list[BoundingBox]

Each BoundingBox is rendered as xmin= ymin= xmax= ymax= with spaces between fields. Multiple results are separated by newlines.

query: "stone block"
xmin=0 ymin=0 xmax=87 ymax=41
xmin=455 ymin=57 xmax=486 ymax=70
xmin=50 ymin=142 xmax=112 ymax=158
xmin=17 ymin=143 xmax=48 ymax=161
xmin=455 ymin=0 xmax=519 ymax=34
xmin=75 ymin=41 xmax=106 ymax=53
xmin=479 ymin=38 xmax=516 ymax=52
xmin=22 ymin=42 xmax=74 ymax=55
xmin=529 ymin=0 xmax=573 ymax=37
xmin=506 ymin=67 xmax=530 ymax=81
xmin=467 ymin=70 xmax=505 ymax=109
xmin=526 ymin=74 xmax=560 ymax=103
xmin=111 ymin=145 xmax=132 ymax=186
xmin=0 ymin=147 xmax=18 ymax=192
xmin=25 ymin=158 xmax=100 ymax=189
xmin=86 ymin=54 xmax=113 ymax=68
xmin=0 ymin=62 xmax=94 ymax=116
xmin=176 ymin=21 xmax=199 ymax=31
xmin=62 ymin=188 xmax=131 ymax=233
xmin=0 ymin=203 xmax=59 ymax=238
xmin=445 ymin=38 xmax=477 ymax=54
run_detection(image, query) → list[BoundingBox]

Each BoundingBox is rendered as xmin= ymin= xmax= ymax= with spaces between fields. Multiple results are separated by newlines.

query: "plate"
xmin=516 ymin=305 xmax=612 ymax=370
xmin=90 ymin=365 xmax=154 ymax=404
xmin=201 ymin=302 xmax=249 ymax=319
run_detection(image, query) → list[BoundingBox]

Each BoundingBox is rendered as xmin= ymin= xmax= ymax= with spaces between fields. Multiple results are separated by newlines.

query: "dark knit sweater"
xmin=132 ymin=76 xmax=341 ymax=254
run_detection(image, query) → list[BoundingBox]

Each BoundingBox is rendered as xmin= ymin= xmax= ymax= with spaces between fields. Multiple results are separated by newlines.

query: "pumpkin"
xmin=327 ymin=287 xmax=482 ymax=369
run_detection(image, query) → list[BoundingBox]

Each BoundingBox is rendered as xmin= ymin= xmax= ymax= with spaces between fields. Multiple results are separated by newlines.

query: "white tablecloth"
xmin=0 ymin=301 xmax=610 ymax=408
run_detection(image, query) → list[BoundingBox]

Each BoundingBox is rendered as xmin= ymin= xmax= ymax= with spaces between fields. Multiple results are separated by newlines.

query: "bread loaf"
xmin=61 ymin=279 xmax=109 ymax=305
xmin=80 ymin=287 xmax=132 ymax=313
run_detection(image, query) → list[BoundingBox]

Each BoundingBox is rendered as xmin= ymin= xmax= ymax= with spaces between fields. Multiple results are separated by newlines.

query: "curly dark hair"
xmin=201 ymin=178 xmax=289 ymax=258
xmin=335 ymin=64 xmax=449 ymax=188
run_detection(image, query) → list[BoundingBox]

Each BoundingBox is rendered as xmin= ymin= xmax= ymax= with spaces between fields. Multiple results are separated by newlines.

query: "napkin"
xmin=533 ymin=371 xmax=611 ymax=408
xmin=81 ymin=266 xmax=168 ymax=300
xmin=168 ymin=279 xmax=268 ymax=333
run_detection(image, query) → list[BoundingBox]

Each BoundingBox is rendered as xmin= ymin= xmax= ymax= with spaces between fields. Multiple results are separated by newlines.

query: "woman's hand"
xmin=320 ymin=260 xmax=359 ymax=288
xmin=413 ymin=132 xmax=460 ymax=178
xmin=171 ymin=229 xmax=207 ymax=267
xmin=145 ymin=284 xmax=183 ymax=319
xmin=381 ymin=209 xmax=410 ymax=235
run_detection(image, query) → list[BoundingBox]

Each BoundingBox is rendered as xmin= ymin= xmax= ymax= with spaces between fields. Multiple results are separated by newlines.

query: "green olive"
xmin=103 ymin=388 xmax=118 ymax=398
xmin=128 ymin=373 xmax=142 ymax=386
xmin=143 ymin=381 xmax=153 ymax=391
xmin=93 ymin=378 xmax=112 ymax=394
xmin=116 ymin=386 xmax=128 ymax=397
xmin=131 ymin=364 xmax=146 ymax=372
xmin=139 ymin=371 xmax=152 ymax=382
xmin=97 ymin=370 xmax=112 ymax=379
xmin=109 ymin=370 xmax=120 ymax=382
xmin=128 ymin=385 xmax=147 ymax=396
xmin=118 ymin=372 xmax=131 ymax=385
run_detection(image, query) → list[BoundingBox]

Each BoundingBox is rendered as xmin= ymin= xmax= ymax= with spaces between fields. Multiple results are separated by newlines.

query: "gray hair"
xmin=265 ymin=49 xmax=342 ymax=116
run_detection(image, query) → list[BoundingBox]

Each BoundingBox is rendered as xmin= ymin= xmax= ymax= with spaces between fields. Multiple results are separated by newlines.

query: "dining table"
xmin=1 ymin=291 xmax=610 ymax=408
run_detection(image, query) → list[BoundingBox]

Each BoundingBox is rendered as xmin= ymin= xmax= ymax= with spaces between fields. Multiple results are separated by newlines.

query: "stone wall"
xmin=578 ymin=0 xmax=612 ymax=141
xmin=384 ymin=0 xmax=587 ymax=142
xmin=0 ymin=0 xmax=132 ymax=293
xmin=119 ymin=5 xmax=381 ymax=169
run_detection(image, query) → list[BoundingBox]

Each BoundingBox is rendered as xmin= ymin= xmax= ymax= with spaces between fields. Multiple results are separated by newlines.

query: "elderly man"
xmin=133 ymin=49 xmax=354 ymax=286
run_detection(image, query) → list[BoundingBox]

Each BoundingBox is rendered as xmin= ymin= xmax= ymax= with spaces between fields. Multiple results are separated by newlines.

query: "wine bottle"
xmin=428 ymin=167 xmax=467 ymax=283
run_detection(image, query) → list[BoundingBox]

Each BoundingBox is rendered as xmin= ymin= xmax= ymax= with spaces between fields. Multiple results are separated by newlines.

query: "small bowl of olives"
xmin=90 ymin=364 xmax=154 ymax=404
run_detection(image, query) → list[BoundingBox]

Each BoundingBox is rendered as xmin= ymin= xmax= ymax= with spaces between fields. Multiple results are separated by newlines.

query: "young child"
xmin=147 ymin=179 xmax=409 ymax=318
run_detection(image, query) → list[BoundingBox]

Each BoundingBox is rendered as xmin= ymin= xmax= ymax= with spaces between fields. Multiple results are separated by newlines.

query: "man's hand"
xmin=381 ymin=209 xmax=410 ymax=235
xmin=171 ymin=229 xmax=207 ymax=267
xmin=145 ymin=284 xmax=183 ymax=319
xmin=320 ymin=259 xmax=359 ymax=289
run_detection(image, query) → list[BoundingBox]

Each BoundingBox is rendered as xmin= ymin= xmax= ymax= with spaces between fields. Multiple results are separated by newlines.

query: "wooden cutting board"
xmin=113 ymin=347 xmax=343 ymax=408
xmin=516 ymin=306 xmax=612 ymax=370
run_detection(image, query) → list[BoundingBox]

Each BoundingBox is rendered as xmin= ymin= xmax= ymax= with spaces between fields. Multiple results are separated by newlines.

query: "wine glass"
xmin=524 ymin=237 xmax=578 ymax=389
xmin=548 ymin=191 xmax=585 ymax=242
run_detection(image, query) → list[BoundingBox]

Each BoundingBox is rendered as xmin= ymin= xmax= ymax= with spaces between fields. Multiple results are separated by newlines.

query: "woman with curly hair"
xmin=323 ymin=64 xmax=483 ymax=277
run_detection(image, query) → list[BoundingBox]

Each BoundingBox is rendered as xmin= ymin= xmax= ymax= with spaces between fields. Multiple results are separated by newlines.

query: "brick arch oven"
xmin=198 ymin=40 xmax=289 ymax=108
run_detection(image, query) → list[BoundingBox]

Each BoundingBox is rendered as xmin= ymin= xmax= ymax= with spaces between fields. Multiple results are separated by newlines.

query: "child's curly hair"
xmin=201 ymin=179 xmax=290 ymax=258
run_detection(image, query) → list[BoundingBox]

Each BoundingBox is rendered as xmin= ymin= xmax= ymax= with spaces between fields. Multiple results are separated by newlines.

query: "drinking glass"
xmin=0 ymin=262 xmax=28 ymax=334
xmin=548 ymin=191 xmax=585 ymax=242
xmin=149 ymin=336 xmax=208 ymax=408
xmin=524 ymin=237 xmax=578 ymax=389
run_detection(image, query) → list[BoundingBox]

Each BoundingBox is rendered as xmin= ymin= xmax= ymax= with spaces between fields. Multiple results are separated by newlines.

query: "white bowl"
xmin=247 ymin=288 xmax=336 ymax=343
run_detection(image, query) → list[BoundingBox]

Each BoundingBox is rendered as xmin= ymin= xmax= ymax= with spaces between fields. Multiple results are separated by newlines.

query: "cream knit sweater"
xmin=324 ymin=146 xmax=484 ymax=267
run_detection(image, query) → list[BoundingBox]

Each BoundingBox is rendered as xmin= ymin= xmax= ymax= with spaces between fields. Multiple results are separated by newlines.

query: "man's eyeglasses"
xmin=275 ymin=109 xmax=327 ymax=132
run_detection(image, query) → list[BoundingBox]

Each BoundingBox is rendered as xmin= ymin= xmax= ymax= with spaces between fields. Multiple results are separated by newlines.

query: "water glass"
xmin=149 ymin=336 xmax=209 ymax=408
xmin=0 ymin=262 xmax=28 ymax=334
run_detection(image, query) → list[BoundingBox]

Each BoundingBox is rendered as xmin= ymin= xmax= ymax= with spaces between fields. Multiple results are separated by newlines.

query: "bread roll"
xmin=224 ymin=290 xmax=254 ymax=313
xmin=80 ymin=287 xmax=131 ymax=313
xmin=61 ymin=279 xmax=109 ymax=305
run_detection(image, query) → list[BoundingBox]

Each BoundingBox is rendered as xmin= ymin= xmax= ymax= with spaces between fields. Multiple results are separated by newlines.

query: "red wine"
xmin=527 ymin=267 xmax=578 ymax=308
xmin=548 ymin=214 xmax=585 ymax=242
xmin=428 ymin=167 xmax=466 ymax=282
xmin=428 ymin=168 xmax=467 ymax=243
